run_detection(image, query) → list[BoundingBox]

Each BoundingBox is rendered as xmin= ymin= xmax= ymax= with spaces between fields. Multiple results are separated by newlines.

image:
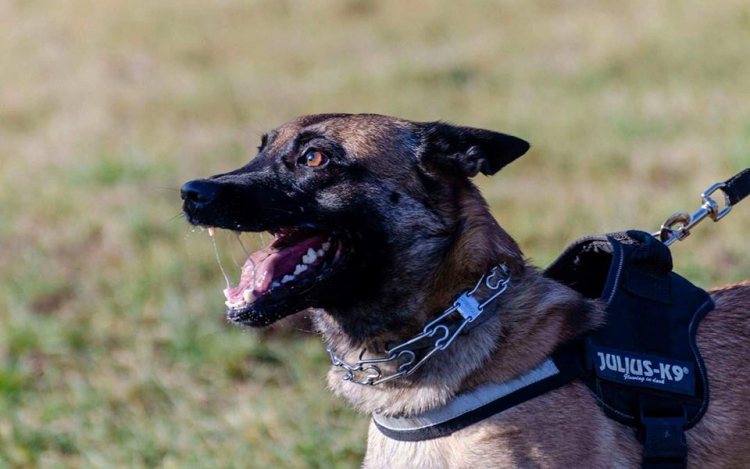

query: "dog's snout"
xmin=181 ymin=179 xmax=220 ymax=207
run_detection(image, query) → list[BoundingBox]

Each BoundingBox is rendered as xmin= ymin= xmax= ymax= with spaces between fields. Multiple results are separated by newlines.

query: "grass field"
xmin=1 ymin=1 xmax=749 ymax=467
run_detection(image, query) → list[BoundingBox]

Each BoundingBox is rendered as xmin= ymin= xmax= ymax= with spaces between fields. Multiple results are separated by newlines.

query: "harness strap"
xmin=372 ymin=342 xmax=584 ymax=441
xmin=638 ymin=395 xmax=688 ymax=469
xmin=724 ymin=166 xmax=750 ymax=206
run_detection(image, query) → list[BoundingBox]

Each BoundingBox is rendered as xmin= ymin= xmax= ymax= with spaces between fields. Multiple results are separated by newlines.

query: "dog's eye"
xmin=299 ymin=150 xmax=329 ymax=169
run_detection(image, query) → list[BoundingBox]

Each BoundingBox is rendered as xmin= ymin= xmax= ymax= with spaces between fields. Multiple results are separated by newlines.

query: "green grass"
xmin=1 ymin=0 xmax=749 ymax=467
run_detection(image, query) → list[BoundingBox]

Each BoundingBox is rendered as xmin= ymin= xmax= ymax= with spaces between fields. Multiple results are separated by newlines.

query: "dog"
xmin=181 ymin=113 xmax=750 ymax=468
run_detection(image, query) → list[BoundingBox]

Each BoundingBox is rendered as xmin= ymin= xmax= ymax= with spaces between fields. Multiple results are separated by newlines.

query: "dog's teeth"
xmin=271 ymin=281 xmax=281 ymax=288
xmin=322 ymin=242 xmax=331 ymax=251
xmin=303 ymin=248 xmax=318 ymax=265
xmin=207 ymin=226 xmax=216 ymax=237
xmin=281 ymin=275 xmax=295 ymax=284
xmin=294 ymin=264 xmax=308 ymax=275
xmin=243 ymin=289 xmax=255 ymax=303
xmin=255 ymin=271 xmax=267 ymax=288
xmin=223 ymin=288 xmax=231 ymax=301
xmin=317 ymin=249 xmax=324 ymax=257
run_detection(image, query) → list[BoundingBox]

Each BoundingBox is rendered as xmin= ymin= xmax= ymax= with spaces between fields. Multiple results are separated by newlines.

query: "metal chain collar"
xmin=327 ymin=264 xmax=512 ymax=386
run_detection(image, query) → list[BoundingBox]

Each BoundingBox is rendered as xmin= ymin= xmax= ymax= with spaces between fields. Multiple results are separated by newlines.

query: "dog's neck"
xmin=317 ymin=186 xmax=605 ymax=417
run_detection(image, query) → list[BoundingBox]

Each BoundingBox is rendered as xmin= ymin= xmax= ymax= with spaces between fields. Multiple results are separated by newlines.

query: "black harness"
xmin=546 ymin=230 xmax=713 ymax=469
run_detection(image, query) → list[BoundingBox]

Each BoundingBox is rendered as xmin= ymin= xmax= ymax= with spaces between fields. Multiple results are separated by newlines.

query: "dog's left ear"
xmin=419 ymin=122 xmax=530 ymax=177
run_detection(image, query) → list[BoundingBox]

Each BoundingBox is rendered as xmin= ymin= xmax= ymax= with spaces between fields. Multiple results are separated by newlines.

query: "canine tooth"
xmin=317 ymin=249 xmax=324 ymax=257
xmin=243 ymin=289 xmax=255 ymax=303
xmin=207 ymin=226 xmax=216 ymax=237
xmin=223 ymin=288 xmax=231 ymax=301
xmin=271 ymin=281 xmax=281 ymax=288
xmin=303 ymin=248 xmax=317 ymax=264
xmin=281 ymin=275 xmax=295 ymax=284
xmin=322 ymin=242 xmax=331 ymax=251
xmin=294 ymin=264 xmax=308 ymax=275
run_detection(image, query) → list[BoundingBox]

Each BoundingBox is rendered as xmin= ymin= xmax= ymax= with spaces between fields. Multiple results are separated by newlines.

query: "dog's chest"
xmin=363 ymin=429 xmax=449 ymax=469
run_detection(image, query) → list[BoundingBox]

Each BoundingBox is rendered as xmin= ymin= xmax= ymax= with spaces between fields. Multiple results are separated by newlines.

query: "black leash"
xmin=724 ymin=167 xmax=750 ymax=205
xmin=655 ymin=166 xmax=750 ymax=246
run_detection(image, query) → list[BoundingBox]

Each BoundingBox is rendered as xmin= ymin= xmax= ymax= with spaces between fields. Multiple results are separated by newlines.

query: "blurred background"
xmin=1 ymin=0 xmax=749 ymax=467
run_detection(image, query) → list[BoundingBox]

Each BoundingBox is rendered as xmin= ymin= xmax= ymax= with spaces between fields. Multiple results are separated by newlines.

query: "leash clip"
xmin=654 ymin=182 xmax=733 ymax=246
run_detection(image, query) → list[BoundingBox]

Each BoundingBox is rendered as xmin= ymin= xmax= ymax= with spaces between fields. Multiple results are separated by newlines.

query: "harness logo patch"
xmin=592 ymin=346 xmax=695 ymax=396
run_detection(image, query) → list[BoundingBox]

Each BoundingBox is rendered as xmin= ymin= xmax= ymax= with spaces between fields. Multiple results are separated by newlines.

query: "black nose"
xmin=181 ymin=179 xmax=221 ymax=208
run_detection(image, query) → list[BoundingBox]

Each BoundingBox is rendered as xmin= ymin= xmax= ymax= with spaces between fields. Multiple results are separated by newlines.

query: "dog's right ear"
xmin=418 ymin=121 xmax=530 ymax=177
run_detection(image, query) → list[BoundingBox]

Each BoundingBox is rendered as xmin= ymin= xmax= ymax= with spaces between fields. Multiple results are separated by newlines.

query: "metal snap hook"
xmin=659 ymin=211 xmax=692 ymax=243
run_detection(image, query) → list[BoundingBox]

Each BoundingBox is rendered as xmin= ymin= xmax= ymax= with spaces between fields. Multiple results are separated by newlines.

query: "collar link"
xmin=327 ymin=263 xmax=512 ymax=386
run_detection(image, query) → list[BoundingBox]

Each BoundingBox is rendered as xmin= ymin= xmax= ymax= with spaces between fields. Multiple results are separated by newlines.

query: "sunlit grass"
xmin=1 ymin=0 xmax=749 ymax=467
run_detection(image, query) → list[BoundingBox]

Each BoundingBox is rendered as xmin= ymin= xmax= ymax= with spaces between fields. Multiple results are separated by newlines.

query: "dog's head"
xmin=182 ymin=114 xmax=528 ymax=338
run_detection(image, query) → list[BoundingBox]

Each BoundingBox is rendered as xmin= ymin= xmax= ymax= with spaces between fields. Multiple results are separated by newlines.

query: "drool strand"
xmin=211 ymin=233 xmax=232 ymax=290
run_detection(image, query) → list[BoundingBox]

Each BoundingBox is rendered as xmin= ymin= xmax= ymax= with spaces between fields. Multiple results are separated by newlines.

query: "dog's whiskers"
xmin=166 ymin=212 xmax=186 ymax=224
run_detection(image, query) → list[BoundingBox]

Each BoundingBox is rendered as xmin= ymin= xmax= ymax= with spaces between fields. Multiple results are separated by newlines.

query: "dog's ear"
xmin=418 ymin=122 xmax=530 ymax=177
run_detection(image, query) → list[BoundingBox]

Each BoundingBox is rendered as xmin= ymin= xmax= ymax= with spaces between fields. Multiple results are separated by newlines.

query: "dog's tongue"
xmin=225 ymin=235 xmax=326 ymax=304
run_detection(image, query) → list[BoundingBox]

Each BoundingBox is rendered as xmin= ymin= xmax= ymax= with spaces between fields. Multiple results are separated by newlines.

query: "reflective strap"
xmin=374 ymin=358 xmax=559 ymax=432
xmin=372 ymin=342 xmax=584 ymax=441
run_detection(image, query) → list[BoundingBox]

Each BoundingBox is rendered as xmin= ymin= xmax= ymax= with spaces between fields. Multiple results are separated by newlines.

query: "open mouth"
xmin=208 ymin=227 xmax=346 ymax=324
